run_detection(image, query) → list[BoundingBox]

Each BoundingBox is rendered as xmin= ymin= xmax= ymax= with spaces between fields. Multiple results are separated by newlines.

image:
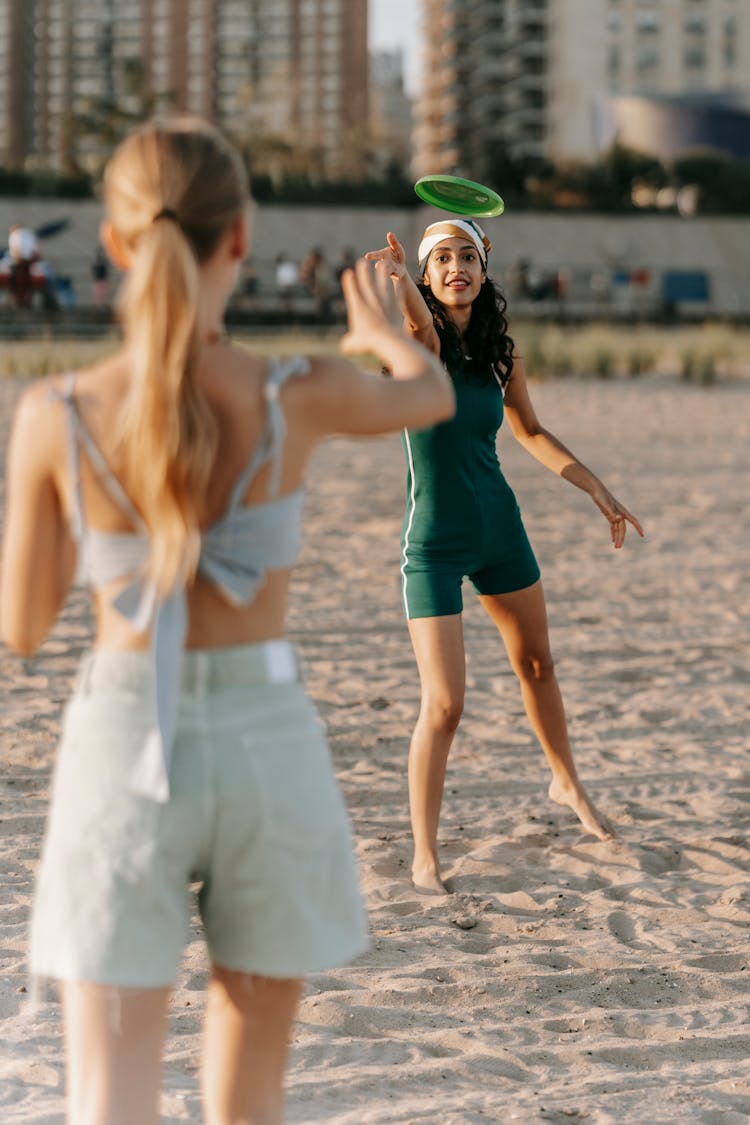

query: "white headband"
xmin=418 ymin=219 xmax=491 ymax=272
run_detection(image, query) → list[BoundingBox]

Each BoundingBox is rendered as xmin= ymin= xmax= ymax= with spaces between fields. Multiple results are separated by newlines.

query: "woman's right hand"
xmin=364 ymin=231 xmax=408 ymax=281
xmin=340 ymin=257 xmax=404 ymax=357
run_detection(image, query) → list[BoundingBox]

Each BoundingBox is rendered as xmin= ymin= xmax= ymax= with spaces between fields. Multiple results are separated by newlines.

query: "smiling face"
xmin=421 ymin=236 xmax=486 ymax=318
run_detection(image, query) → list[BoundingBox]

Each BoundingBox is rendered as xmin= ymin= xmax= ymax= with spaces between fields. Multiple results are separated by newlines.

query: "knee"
xmin=420 ymin=694 xmax=464 ymax=735
xmin=515 ymin=649 xmax=555 ymax=685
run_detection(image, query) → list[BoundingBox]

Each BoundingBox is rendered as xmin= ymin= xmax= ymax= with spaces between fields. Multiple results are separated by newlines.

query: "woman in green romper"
xmin=367 ymin=220 xmax=643 ymax=893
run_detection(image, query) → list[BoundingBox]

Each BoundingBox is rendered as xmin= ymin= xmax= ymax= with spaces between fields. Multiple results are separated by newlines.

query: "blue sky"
xmin=369 ymin=0 xmax=422 ymax=93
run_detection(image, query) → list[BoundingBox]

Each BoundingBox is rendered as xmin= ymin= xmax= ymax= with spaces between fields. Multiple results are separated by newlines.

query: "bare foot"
xmin=411 ymin=861 xmax=450 ymax=895
xmin=548 ymin=779 xmax=615 ymax=841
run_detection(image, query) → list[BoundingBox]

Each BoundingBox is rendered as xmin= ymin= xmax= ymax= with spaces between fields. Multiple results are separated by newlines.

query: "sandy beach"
xmin=1 ymin=366 xmax=748 ymax=1123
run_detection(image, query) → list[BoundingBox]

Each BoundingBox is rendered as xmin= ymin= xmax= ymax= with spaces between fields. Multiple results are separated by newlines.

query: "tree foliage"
xmin=3 ymin=119 xmax=750 ymax=213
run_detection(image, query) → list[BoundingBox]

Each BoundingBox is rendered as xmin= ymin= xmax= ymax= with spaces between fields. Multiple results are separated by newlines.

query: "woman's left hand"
xmin=590 ymin=483 xmax=644 ymax=548
xmin=364 ymin=232 xmax=408 ymax=281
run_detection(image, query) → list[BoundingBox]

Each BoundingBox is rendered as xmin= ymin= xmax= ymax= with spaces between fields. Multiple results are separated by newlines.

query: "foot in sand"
xmin=411 ymin=860 xmax=450 ymax=895
xmin=548 ymin=778 xmax=615 ymax=841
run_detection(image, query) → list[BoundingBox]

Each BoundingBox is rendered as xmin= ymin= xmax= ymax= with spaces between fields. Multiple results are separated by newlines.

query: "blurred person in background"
xmin=7 ymin=223 xmax=40 ymax=308
xmin=275 ymin=252 xmax=299 ymax=314
xmin=90 ymin=244 xmax=111 ymax=305
xmin=299 ymin=245 xmax=333 ymax=320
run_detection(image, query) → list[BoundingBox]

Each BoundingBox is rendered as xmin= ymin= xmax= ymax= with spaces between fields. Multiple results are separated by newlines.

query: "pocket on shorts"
xmin=244 ymin=691 xmax=352 ymax=852
xmin=203 ymin=689 xmax=366 ymax=974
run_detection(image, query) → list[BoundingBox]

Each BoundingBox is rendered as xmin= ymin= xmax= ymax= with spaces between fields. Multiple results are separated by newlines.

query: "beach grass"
xmin=0 ymin=330 xmax=347 ymax=378
xmin=511 ymin=321 xmax=750 ymax=382
xmin=0 ymin=322 xmax=748 ymax=382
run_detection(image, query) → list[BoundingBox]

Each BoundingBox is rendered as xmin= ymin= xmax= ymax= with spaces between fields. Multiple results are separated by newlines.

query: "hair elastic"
xmin=153 ymin=207 xmax=180 ymax=225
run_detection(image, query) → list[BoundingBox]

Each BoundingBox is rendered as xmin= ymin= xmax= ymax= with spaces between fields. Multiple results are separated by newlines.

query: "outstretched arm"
xmin=292 ymin=257 xmax=454 ymax=439
xmin=365 ymin=232 xmax=439 ymax=353
xmin=503 ymin=357 xmax=644 ymax=549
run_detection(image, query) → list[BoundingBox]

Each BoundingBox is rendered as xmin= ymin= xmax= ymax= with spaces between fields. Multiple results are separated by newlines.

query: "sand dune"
xmin=1 ymin=371 xmax=748 ymax=1123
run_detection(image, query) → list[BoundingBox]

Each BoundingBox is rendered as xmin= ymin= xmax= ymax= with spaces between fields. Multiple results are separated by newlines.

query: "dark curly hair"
xmin=417 ymin=277 xmax=515 ymax=388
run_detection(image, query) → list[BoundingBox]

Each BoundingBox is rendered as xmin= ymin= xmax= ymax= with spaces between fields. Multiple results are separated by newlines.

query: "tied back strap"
xmin=116 ymin=582 xmax=187 ymax=802
xmin=114 ymin=531 xmax=282 ymax=802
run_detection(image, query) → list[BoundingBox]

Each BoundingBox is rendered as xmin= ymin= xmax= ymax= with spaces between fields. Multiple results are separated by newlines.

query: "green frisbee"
xmin=414 ymin=174 xmax=505 ymax=218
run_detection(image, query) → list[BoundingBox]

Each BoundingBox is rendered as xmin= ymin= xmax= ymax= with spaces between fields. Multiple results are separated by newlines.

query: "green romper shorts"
xmin=400 ymin=361 xmax=540 ymax=619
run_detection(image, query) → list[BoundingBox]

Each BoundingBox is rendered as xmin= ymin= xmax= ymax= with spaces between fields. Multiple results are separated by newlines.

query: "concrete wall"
xmin=2 ymin=198 xmax=749 ymax=317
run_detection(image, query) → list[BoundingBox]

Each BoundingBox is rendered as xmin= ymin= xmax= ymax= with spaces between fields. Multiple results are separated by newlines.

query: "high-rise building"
xmin=0 ymin=0 xmax=369 ymax=177
xmin=414 ymin=0 xmax=750 ymax=176
xmin=369 ymin=49 xmax=413 ymax=172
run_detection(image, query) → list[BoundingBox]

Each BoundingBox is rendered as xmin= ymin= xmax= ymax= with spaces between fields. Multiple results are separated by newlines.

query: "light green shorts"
xmin=30 ymin=642 xmax=368 ymax=987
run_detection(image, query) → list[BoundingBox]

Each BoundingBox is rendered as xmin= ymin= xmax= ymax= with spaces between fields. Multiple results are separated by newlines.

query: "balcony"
xmin=516 ymin=36 xmax=547 ymax=60
xmin=472 ymin=92 xmax=507 ymax=117
xmin=479 ymin=28 xmax=509 ymax=54
xmin=473 ymin=54 xmax=516 ymax=82
xmin=515 ymin=70 xmax=547 ymax=92
xmin=519 ymin=12 xmax=547 ymax=34
xmin=502 ymin=102 xmax=545 ymax=127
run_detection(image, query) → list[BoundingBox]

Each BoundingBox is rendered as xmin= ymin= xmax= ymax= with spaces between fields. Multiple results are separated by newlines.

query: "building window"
xmin=636 ymin=11 xmax=661 ymax=32
xmin=684 ymin=47 xmax=706 ymax=69
xmin=684 ymin=14 xmax=706 ymax=35
xmin=723 ymin=39 xmax=736 ymax=68
xmin=636 ymin=47 xmax=660 ymax=72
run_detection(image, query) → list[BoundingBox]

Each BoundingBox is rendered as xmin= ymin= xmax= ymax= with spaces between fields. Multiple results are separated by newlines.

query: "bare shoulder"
xmin=220 ymin=341 xmax=269 ymax=381
xmin=212 ymin=346 xmax=353 ymax=405
xmin=278 ymin=351 xmax=349 ymax=401
xmin=6 ymin=373 xmax=73 ymax=478
xmin=287 ymin=353 xmax=359 ymax=394
xmin=199 ymin=341 xmax=267 ymax=412
xmin=221 ymin=340 xmax=268 ymax=379
xmin=13 ymin=373 xmax=66 ymax=431
xmin=15 ymin=347 xmax=128 ymax=446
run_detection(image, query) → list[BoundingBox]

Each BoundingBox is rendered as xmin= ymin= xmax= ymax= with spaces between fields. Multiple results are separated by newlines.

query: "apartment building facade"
xmin=414 ymin=0 xmax=750 ymax=177
xmin=0 ymin=0 xmax=368 ymax=176
xmin=369 ymin=49 xmax=413 ymax=170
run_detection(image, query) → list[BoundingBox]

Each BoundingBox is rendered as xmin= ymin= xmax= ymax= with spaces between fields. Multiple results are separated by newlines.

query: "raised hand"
xmin=364 ymin=231 xmax=408 ymax=281
xmin=339 ymin=257 xmax=403 ymax=356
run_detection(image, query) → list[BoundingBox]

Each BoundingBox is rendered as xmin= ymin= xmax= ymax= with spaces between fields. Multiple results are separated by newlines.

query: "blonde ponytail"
xmin=118 ymin=215 xmax=214 ymax=593
xmin=103 ymin=119 xmax=248 ymax=595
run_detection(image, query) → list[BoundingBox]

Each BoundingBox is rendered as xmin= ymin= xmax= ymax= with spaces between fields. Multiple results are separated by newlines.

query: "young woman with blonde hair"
xmin=0 ymin=119 xmax=453 ymax=1124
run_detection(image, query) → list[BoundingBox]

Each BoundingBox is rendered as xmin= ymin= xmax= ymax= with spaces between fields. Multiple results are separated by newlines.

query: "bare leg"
xmin=202 ymin=966 xmax=303 ymax=1125
xmin=479 ymin=582 xmax=614 ymax=840
xmin=407 ymin=614 xmax=466 ymax=893
xmin=62 ymin=982 xmax=170 ymax=1125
